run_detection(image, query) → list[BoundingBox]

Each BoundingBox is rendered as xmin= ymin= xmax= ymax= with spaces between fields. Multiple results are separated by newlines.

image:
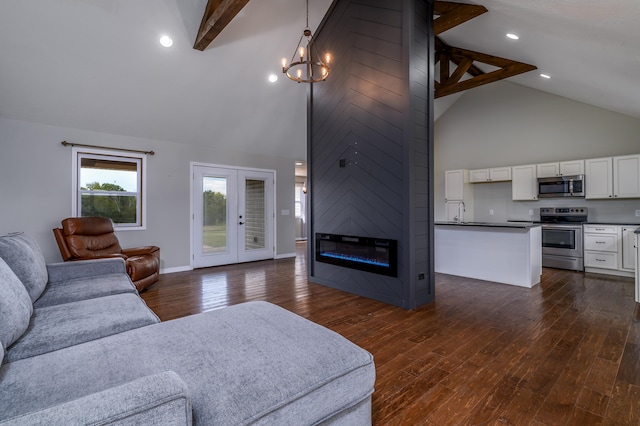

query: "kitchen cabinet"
xmin=584 ymin=225 xmax=620 ymax=272
xmin=469 ymin=167 xmax=512 ymax=183
xmin=536 ymin=160 xmax=584 ymax=178
xmin=444 ymin=169 xmax=474 ymax=222
xmin=584 ymin=224 xmax=636 ymax=277
xmin=585 ymin=157 xmax=613 ymax=199
xmin=613 ymin=154 xmax=640 ymax=198
xmin=445 ymin=169 xmax=468 ymax=201
xmin=512 ymin=164 xmax=538 ymax=200
xmin=636 ymin=234 xmax=640 ymax=303
xmin=585 ymin=154 xmax=640 ymax=199
xmin=622 ymin=226 xmax=639 ymax=272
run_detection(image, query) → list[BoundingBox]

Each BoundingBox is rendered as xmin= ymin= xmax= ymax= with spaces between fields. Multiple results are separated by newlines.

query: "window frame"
xmin=72 ymin=147 xmax=147 ymax=231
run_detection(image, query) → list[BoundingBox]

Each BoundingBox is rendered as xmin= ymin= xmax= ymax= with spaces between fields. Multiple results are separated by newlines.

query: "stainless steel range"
xmin=540 ymin=207 xmax=588 ymax=271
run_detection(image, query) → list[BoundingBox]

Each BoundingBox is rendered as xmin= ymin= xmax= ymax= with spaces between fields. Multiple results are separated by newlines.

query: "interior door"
xmin=193 ymin=165 xmax=274 ymax=268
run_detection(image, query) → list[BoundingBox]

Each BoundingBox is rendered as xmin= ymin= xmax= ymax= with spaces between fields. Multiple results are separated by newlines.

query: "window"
xmin=72 ymin=147 xmax=146 ymax=230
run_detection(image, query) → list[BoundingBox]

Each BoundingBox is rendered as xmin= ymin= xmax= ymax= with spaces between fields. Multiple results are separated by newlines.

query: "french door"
xmin=192 ymin=165 xmax=274 ymax=268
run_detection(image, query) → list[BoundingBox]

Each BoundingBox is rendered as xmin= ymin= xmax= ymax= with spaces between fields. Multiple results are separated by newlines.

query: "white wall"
xmin=0 ymin=116 xmax=296 ymax=269
xmin=435 ymin=81 xmax=640 ymax=223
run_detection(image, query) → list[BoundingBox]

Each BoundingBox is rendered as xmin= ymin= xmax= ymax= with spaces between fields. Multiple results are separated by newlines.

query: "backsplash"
xmin=471 ymin=182 xmax=640 ymax=224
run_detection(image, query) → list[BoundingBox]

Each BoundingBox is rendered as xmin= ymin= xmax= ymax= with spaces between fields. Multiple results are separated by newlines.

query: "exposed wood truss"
xmin=193 ymin=0 xmax=249 ymax=51
xmin=433 ymin=1 xmax=537 ymax=98
xmin=435 ymin=37 xmax=537 ymax=98
xmin=433 ymin=1 xmax=487 ymax=35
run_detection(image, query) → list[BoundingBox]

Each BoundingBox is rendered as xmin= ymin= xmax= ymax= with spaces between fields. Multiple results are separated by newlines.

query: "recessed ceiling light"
xmin=540 ymin=73 xmax=551 ymax=79
xmin=159 ymin=35 xmax=173 ymax=47
xmin=295 ymin=162 xmax=303 ymax=166
xmin=506 ymin=33 xmax=519 ymax=40
xmin=268 ymin=74 xmax=278 ymax=83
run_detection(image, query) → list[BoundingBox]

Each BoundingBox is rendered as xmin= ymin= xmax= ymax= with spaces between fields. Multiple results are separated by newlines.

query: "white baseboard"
xmin=275 ymin=252 xmax=296 ymax=259
xmin=160 ymin=265 xmax=193 ymax=275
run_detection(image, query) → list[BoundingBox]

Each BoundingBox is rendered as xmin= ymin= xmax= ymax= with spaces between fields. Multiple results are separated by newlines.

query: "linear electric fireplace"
xmin=315 ymin=233 xmax=398 ymax=277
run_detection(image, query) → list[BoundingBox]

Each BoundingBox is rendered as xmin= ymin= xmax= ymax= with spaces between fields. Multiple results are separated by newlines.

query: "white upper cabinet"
xmin=613 ymin=154 xmax=640 ymax=198
xmin=469 ymin=167 xmax=512 ymax=183
xmin=536 ymin=160 xmax=584 ymax=178
xmin=586 ymin=155 xmax=640 ymax=199
xmin=512 ymin=164 xmax=538 ymax=200
xmin=444 ymin=169 xmax=468 ymax=201
xmin=585 ymin=157 xmax=613 ymax=199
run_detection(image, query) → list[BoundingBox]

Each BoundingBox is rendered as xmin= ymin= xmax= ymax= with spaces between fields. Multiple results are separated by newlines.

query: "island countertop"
xmin=435 ymin=222 xmax=542 ymax=288
xmin=435 ymin=221 xmax=541 ymax=229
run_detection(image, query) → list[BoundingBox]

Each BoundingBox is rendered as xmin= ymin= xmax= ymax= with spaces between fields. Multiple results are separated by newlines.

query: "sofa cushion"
xmin=0 ymin=258 xmax=33 ymax=349
xmin=34 ymin=272 xmax=137 ymax=308
xmin=5 ymin=293 xmax=160 ymax=363
xmin=0 ymin=232 xmax=48 ymax=302
xmin=0 ymin=301 xmax=375 ymax=424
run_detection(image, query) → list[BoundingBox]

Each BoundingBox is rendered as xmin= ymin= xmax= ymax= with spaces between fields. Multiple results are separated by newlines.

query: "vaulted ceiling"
xmin=0 ymin=0 xmax=638 ymax=161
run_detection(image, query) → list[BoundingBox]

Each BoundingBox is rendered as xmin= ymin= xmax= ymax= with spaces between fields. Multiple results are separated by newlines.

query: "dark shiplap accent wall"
xmin=309 ymin=0 xmax=434 ymax=309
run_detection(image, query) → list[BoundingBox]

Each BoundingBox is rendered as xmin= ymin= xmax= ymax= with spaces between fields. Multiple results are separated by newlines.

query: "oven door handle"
xmin=542 ymin=224 xmax=583 ymax=230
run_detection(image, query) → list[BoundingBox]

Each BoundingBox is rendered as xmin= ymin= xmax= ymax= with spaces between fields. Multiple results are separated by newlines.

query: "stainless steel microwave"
xmin=537 ymin=175 xmax=585 ymax=198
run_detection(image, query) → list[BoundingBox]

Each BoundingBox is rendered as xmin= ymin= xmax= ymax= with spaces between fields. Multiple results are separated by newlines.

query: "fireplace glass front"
xmin=315 ymin=233 xmax=397 ymax=277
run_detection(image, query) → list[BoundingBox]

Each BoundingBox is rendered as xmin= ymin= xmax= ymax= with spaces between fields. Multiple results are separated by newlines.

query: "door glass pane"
xmin=244 ymin=179 xmax=265 ymax=251
xmin=202 ymin=176 xmax=227 ymax=254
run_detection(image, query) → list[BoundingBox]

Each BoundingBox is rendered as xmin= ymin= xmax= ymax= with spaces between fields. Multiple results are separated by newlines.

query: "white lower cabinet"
xmin=636 ymin=234 xmax=640 ymax=303
xmin=584 ymin=224 xmax=637 ymax=277
xmin=622 ymin=227 xmax=639 ymax=272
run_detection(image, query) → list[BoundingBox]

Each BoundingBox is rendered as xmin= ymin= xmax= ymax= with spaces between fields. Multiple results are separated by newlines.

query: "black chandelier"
xmin=281 ymin=0 xmax=331 ymax=83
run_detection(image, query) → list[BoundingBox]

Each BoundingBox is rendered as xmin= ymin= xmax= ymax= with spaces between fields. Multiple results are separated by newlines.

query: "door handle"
xmin=239 ymin=222 xmax=245 ymax=225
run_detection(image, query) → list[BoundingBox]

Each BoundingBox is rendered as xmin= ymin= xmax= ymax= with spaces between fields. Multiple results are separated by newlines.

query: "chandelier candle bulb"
xmin=325 ymin=53 xmax=331 ymax=64
xmin=299 ymin=47 xmax=305 ymax=60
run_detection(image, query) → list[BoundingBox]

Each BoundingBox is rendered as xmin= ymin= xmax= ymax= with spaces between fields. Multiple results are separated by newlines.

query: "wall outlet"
xmin=489 ymin=209 xmax=494 ymax=215
xmin=529 ymin=209 xmax=534 ymax=216
xmin=636 ymin=209 xmax=640 ymax=217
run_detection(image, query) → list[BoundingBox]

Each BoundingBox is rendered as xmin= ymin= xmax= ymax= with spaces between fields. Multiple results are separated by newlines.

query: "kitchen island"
xmin=435 ymin=222 xmax=542 ymax=288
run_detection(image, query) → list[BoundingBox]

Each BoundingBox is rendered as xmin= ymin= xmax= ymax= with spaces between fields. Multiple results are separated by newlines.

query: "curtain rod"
xmin=61 ymin=141 xmax=155 ymax=156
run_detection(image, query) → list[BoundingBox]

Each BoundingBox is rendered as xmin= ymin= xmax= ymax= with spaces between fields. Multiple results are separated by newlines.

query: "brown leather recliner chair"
xmin=53 ymin=217 xmax=160 ymax=292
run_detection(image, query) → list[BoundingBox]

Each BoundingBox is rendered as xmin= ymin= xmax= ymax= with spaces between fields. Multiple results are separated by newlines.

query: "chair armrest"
xmin=122 ymin=246 xmax=160 ymax=257
xmin=47 ymin=257 xmax=127 ymax=283
xmin=0 ymin=371 xmax=192 ymax=426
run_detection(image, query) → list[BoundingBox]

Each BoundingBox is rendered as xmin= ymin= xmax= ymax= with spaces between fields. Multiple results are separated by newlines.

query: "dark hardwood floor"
xmin=141 ymin=242 xmax=640 ymax=425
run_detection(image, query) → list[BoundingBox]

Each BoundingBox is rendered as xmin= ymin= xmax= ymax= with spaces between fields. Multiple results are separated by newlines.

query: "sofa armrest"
xmin=46 ymin=257 xmax=127 ymax=283
xmin=121 ymin=246 xmax=160 ymax=257
xmin=0 ymin=371 xmax=192 ymax=426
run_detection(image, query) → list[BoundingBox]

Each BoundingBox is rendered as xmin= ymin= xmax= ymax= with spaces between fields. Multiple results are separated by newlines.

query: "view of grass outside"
xmin=202 ymin=189 xmax=227 ymax=252
xmin=203 ymin=224 xmax=227 ymax=253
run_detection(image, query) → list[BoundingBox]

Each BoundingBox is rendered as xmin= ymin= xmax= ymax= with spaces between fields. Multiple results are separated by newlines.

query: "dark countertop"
xmin=585 ymin=222 xmax=640 ymax=226
xmin=435 ymin=221 xmax=541 ymax=229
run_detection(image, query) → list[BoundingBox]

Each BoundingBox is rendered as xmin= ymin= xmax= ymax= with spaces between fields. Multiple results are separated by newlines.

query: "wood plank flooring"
xmin=141 ymin=242 xmax=640 ymax=425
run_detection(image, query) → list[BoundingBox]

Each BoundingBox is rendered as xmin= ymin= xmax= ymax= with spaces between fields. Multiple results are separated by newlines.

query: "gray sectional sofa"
xmin=0 ymin=232 xmax=376 ymax=425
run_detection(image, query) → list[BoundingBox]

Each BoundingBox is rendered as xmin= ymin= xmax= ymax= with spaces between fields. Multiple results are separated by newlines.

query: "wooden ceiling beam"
xmin=433 ymin=1 xmax=488 ymax=35
xmin=193 ymin=0 xmax=250 ymax=51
